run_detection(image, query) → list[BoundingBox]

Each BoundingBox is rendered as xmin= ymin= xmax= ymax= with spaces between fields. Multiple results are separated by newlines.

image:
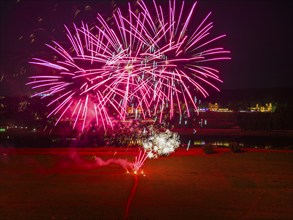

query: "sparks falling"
xmin=132 ymin=127 xmax=180 ymax=172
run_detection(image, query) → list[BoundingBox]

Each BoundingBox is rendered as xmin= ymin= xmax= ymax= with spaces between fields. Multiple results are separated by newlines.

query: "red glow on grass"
xmin=124 ymin=175 xmax=139 ymax=219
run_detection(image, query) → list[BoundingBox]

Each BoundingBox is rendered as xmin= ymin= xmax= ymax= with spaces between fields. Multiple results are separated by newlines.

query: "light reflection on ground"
xmin=0 ymin=147 xmax=293 ymax=219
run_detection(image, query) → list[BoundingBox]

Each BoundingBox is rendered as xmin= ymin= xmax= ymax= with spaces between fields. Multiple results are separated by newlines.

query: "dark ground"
xmin=0 ymin=147 xmax=293 ymax=220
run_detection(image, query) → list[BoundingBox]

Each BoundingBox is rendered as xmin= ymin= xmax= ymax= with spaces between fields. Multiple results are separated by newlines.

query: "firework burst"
xmin=27 ymin=0 xmax=230 ymax=131
xmin=132 ymin=126 xmax=180 ymax=172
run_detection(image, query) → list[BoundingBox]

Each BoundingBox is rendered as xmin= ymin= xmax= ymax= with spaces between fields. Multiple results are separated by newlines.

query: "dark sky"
xmin=0 ymin=0 xmax=292 ymax=96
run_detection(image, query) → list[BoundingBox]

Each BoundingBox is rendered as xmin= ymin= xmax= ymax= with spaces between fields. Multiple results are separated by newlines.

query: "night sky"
xmin=0 ymin=0 xmax=292 ymax=96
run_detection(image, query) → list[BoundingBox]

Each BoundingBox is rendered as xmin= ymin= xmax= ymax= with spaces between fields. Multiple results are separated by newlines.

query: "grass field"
xmin=0 ymin=147 xmax=293 ymax=220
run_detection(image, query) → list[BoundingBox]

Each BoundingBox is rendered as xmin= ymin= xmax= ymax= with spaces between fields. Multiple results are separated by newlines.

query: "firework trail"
xmin=132 ymin=149 xmax=150 ymax=173
xmin=27 ymin=0 xmax=230 ymax=131
xmin=124 ymin=174 xmax=139 ymax=220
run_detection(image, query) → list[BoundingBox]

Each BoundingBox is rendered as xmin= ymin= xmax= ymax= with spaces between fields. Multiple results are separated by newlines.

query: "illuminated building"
xmin=250 ymin=103 xmax=273 ymax=112
xmin=208 ymin=103 xmax=219 ymax=111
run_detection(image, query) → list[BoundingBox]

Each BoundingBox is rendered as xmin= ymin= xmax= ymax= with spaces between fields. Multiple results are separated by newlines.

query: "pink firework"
xmin=27 ymin=24 xmax=119 ymax=131
xmin=27 ymin=0 xmax=230 ymax=131
xmin=132 ymin=0 xmax=231 ymax=122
